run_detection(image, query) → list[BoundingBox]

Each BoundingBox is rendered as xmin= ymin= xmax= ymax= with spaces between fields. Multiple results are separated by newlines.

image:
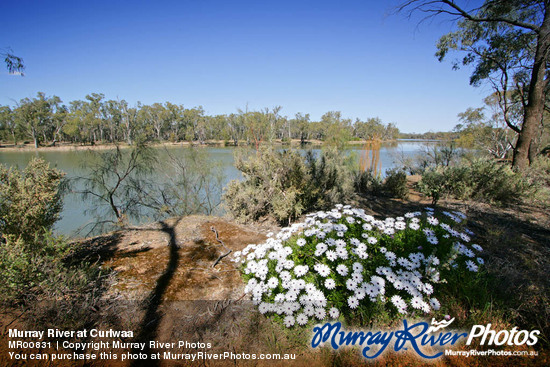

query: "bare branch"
xmin=398 ymin=1 xmax=540 ymax=31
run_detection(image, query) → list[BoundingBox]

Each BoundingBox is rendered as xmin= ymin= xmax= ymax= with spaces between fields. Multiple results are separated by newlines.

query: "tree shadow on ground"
xmin=129 ymin=218 xmax=182 ymax=366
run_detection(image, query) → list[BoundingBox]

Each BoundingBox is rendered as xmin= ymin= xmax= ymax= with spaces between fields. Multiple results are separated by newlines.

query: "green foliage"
xmin=2 ymin=48 xmax=24 ymax=75
xmin=353 ymin=169 xmax=382 ymax=196
xmin=304 ymin=148 xmax=356 ymax=208
xmin=223 ymin=147 xmax=356 ymax=224
xmin=0 ymin=232 xmax=69 ymax=302
xmin=382 ymin=168 xmax=409 ymax=200
xmin=0 ymin=158 xmax=65 ymax=244
xmin=525 ymin=156 xmax=550 ymax=206
xmin=1 ymin=92 xmax=399 ymax=146
xmin=0 ymin=159 xmax=105 ymax=311
xmin=353 ymin=168 xmax=408 ymax=200
xmin=417 ymin=158 xmax=530 ymax=205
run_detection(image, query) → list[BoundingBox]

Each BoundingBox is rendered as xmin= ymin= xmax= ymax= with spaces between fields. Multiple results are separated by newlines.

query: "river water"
xmin=0 ymin=142 xmax=428 ymax=238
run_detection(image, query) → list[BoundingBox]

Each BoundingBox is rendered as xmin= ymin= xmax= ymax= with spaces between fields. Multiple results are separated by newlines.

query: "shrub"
xmin=0 ymin=231 xmax=100 ymax=304
xmin=0 ymin=158 xmax=65 ymax=244
xmin=417 ymin=158 xmax=530 ymax=205
xmin=525 ymin=156 xmax=550 ymax=206
xmin=304 ymin=148 xmax=356 ymax=208
xmin=223 ymin=147 xmax=356 ymax=224
xmin=0 ymin=158 xmax=107 ymax=314
xmin=233 ymin=205 xmax=483 ymax=327
xmin=382 ymin=168 xmax=409 ymax=199
xmin=353 ymin=169 xmax=382 ymax=195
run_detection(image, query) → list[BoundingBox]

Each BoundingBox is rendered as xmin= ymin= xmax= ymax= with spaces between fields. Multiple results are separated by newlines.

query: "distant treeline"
xmin=0 ymin=92 xmax=400 ymax=148
xmin=399 ymin=131 xmax=458 ymax=140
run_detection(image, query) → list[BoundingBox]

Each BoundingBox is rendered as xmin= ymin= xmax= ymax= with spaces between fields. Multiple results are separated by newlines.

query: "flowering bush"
xmin=233 ymin=204 xmax=483 ymax=328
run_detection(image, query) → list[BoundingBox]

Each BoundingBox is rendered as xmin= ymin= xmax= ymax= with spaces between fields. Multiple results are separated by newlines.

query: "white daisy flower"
xmin=329 ymin=307 xmax=340 ymax=319
xmin=472 ymin=244 xmax=483 ymax=252
xmin=409 ymin=222 xmax=420 ymax=230
xmin=395 ymin=221 xmax=406 ymax=230
xmin=314 ymin=263 xmax=331 ymax=277
xmin=465 ymin=260 xmax=479 ymax=272
xmin=315 ymin=308 xmax=326 ymax=320
xmin=284 ymin=315 xmax=295 ymax=327
xmin=355 ymin=288 xmax=367 ymax=300
xmin=315 ymin=242 xmax=328 ymax=256
xmin=427 ymin=216 xmax=439 ymax=225
xmin=383 ymin=227 xmax=395 ymax=235
xmin=296 ymin=313 xmax=308 ymax=325
xmin=361 ymin=222 xmax=373 ymax=231
xmin=294 ymin=265 xmax=308 ymax=277
xmin=336 ymin=247 xmax=349 ymax=260
xmin=304 ymin=305 xmax=315 ymax=316
xmin=348 ymin=296 xmax=359 ymax=309
xmin=324 ymin=278 xmax=336 ymax=289
xmin=346 ymin=279 xmax=358 ymax=291
xmin=411 ymin=296 xmax=423 ymax=310
xmin=352 ymin=272 xmax=363 ymax=283
xmin=423 ymin=283 xmax=434 ymax=295
xmin=429 ymin=298 xmax=440 ymax=310
xmin=326 ymin=250 xmax=338 ymax=261
xmin=352 ymin=262 xmax=364 ymax=272
xmin=267 ymin=277 xmax=279 ymax=288
xmin=336 ymin=264 xmax=349 ymax=276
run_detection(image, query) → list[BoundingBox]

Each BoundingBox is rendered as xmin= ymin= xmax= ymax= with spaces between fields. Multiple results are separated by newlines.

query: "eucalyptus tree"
xmin=86 ymin=93 xmax=105 ymax=143
xmin=291 ymin=112 xmax=311 ymax=145
xmin=101 ymin=99 xmax=123 ymax=143
xmin=119 ymin=100 xmax=140 ymax=144
xmin=321 ymin=111 xmax=353 ymax=149
xmin=400 ymin=0 xmax=550 ymax=170
xmin=50 ymin=102 xmax=68 ymax=146
xmin=265 ymin=106 xmax=283 ymax=142
xmin=163 ymin=102 xmax=184 ymax=141
xmin=354 ymin=117 xmax=385 ymax=140
xmin=2 ymin=48 xmax=24 ymax=75
xmin=182 ymin=106 xmax=206 ymax=142
xmin=0 ymin=105 xmax=18 ymax=145
xmin=65 ymin=100 xmax=89 ymax=143
xmin=15 ymin=92 xmax=60 ymax=148
xmin=227 ymin=113 xmax=245 ymax=145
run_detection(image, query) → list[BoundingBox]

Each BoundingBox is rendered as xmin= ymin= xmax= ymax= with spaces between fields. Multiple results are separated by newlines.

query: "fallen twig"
xmin=211 ymin=226 xmax=232 ymax=268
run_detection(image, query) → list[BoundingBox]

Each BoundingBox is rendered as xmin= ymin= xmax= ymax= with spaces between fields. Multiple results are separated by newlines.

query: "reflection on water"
xmin=0 ymin=142 xmax=429 ymax=237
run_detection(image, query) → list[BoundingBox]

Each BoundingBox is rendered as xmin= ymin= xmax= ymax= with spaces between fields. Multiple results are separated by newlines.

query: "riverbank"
xmin=0 ymin=138 xmax=396 ymax=152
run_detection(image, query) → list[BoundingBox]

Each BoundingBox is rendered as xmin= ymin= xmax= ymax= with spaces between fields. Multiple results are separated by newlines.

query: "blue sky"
xmin=0 ymin=0 xmax=489 ymax=133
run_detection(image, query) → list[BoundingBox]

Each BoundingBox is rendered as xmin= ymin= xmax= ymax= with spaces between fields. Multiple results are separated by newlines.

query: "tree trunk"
xmin=513 ymin=8 xmax=550 ymax=171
